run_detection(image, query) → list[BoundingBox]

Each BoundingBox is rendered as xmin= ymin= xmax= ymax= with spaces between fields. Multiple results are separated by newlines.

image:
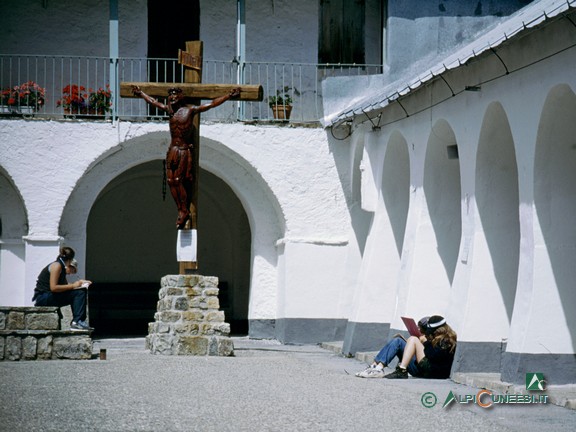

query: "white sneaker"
xmin=355 ymin=365 xmax=374 ymax=377
xmin=355 ymin=364 xmax=385 ymax=378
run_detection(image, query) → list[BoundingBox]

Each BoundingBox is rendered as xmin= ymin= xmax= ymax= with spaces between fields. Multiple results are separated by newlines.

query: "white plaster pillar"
xmin=23 ymin=235 xmax=62 ymax=306
xmin=360 ymin=128 xmax=388 ymax=212
xmin=348 ymin=127 xmax=403 ymax=323
xmin=0 ymin=239 xmax=26 ymax=306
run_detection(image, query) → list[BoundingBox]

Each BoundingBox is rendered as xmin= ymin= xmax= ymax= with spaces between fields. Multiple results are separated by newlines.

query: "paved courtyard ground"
xmin=1 ymin=337 xmax=574 ymax=431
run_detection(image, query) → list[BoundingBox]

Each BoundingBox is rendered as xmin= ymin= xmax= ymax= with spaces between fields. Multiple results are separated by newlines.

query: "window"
xmin=318 ymin=0 xmax=366 ymax=64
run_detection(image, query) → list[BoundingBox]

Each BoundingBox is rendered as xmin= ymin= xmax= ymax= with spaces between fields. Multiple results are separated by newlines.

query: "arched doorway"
xmin=87 ymin=160 xmax=251 ymax=336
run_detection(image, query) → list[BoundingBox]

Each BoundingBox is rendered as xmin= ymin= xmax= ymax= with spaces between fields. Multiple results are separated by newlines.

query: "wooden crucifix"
xmin=120 ymin=41 xmax=262 ymax=273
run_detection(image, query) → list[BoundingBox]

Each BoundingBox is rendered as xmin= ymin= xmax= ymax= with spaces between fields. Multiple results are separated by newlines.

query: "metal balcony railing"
xmin=0 ymin=55 xmax=382 ymax=124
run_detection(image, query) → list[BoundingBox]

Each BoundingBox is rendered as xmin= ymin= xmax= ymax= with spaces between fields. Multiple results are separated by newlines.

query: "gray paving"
xmin=0 ymin=337 xmax=575 ymax=432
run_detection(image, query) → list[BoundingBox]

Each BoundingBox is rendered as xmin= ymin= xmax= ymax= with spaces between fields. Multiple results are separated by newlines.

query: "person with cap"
xmin=355 ymin=315 xmax=457 ymax=379
xmin=32 ymin=246 xmax=93 ymax=331
xmin=67 ymin=259 xmax=78 ymax=275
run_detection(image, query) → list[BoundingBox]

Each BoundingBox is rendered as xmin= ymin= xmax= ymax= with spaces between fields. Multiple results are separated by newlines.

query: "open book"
xmin=401 ymin=316 xmax=422 ymax=337
xmin=74 ymin=281 xmax=92 ymax=289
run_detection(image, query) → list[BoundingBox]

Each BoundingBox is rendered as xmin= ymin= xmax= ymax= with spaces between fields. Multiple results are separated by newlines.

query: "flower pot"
xmin=0 ymin=105 xmax=11 ymax=114
xmin=63 ymin=107 xmax=88 ymax=118
xmin=19 ymin=106 xmax=35 ymax=114
xmin=271 ymin=105 xmax=292 ymax=120
xmin=87 ymin=107 xmax=107 ymax=119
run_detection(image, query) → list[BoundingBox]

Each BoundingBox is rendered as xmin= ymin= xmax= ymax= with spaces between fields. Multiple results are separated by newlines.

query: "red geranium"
xmin=2 ymin=81 xmax=46 ymax=109
xmin=57 ymin=84 xmax=89 ymax=112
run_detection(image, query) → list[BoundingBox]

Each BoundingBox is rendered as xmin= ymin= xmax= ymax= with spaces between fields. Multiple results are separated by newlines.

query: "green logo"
xmin=443 ymin=390 xmax=457 ymax=408
xmin=526 ymin=373 xmax=546 ymax=391
xmin=421 ymin=392 xmax=437 ymax=408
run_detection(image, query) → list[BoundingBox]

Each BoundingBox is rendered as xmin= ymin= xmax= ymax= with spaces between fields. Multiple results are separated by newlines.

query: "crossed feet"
xmin=176 ymin=209 xmax=191 ymax=229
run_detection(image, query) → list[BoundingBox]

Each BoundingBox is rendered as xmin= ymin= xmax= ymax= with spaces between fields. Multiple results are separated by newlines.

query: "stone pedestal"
xmin=146 ymin=275 xmax=234 ymax=356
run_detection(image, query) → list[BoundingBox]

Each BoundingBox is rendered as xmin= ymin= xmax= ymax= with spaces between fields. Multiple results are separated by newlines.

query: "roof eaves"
xmin=326 ymin=0 xmax=575 ymax=128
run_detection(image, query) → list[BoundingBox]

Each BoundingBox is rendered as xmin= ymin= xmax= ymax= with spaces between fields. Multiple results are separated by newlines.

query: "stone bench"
xmin=0 ymin=306 xmax=92 ymax=360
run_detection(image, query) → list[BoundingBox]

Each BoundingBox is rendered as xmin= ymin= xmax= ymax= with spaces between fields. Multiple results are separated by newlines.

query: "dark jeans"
xmin=34 ymin=289 xmax=87 ymax=323
xmin=373 ymin=336 xmax=423 ymax=377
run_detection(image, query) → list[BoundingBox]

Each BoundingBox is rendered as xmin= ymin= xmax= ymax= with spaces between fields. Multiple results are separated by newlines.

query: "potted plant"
xmin=88 ymin=85 xmax=112 ymax=115
xmin=268 ymin=86 xmax=293 ymax=120
xmin=14 ymin=81 xmax=46 ymax=113
xmin=57 ymin=84 xmax=89 ymax=115
xmin=0 ymin=88 xmax=14 ymax=113
xmin=2 ymin=81 xmax=46 ymax=113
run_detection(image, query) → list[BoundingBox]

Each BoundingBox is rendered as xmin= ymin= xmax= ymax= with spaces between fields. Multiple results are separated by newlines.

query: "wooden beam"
xmin=120 ymin=82 xmax=263 ymax=101
xmin=179 ymin=41 xmax=202 ymax=273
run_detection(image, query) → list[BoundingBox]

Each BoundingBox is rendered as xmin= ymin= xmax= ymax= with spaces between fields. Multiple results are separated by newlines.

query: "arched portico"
xmin=342 ymin=128 xmax=411 ymax=354
xmin=60 ymin=131 xmax=285 ymax=338
xmin=453 ymin=102 xmax=520 ymax=373
xmin=502 ymin=84 xmax=576 ymax=384
xmin=400 ymin=119 xmax=462 ymax=320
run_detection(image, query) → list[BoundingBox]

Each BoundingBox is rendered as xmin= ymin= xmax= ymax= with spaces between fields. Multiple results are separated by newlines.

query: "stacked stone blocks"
xmin=146 ymin=275 xmax=234 ymax=356
xmin=0 ymin=306 xmax=92 ymax=361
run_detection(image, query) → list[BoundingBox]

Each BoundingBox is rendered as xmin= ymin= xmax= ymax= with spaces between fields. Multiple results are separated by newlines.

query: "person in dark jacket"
xmin=355 ymin=315 xmax=457 ymax=379
xmin=32 ymin=246 xmax=93 ymax=331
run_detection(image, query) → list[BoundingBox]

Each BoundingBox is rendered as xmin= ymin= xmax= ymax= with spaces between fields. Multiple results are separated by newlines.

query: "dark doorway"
xmin=86 ymin=161 xmax=251 ymax=338
xmin=147 ymin=0 xmax=200 ymax=84
xmin=148 ymin=0 xmax=199 ymax=58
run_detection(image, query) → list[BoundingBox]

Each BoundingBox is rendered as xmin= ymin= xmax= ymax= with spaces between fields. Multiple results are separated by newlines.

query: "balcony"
xmin=0 ymin=55 xmax=381 ymax=125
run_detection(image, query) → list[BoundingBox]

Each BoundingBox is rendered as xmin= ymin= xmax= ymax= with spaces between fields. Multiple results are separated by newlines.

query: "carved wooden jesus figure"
xmin=132 ymin=85 xmax=240 ymax=228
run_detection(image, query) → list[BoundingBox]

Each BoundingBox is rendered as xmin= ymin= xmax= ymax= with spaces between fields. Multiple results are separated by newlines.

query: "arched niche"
xmin=533 ymin=84 xmax=576 ymax=353
xmin=382 ymin=130 xmax=410 ymax=255
xmin=423 ymin=119 xmax=462 ymax=285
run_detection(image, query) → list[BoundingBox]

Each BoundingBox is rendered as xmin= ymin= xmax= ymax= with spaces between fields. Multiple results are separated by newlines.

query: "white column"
xmin=23 ymin=236 xmax=62 ymax=306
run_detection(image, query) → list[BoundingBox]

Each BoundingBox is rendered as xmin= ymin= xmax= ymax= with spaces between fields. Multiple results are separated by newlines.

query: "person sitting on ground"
xmin=355 ymin=315 xmax=457 ymax=379
xmin=32 ymin=246 xmax=93 ymax=332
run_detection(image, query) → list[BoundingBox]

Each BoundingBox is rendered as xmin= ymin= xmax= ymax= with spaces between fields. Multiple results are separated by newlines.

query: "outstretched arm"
xmin=132 ymin=85 xmax=169 ymax=112
xmin=195 ymin=88 xmax=241 ymax=113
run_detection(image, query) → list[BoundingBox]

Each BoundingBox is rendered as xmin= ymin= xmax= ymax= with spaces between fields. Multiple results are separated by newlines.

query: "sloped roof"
xmin=324 ymin=0 xmax=575 ymax=127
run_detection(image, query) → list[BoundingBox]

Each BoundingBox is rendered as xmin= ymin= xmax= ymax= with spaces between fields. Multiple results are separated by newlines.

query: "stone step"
xmin=320 ymin=341 xmax=378 ymax=364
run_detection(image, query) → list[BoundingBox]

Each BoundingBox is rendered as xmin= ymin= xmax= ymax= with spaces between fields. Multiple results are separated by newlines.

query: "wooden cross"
xmin=120 ymin=41 xmax=262 ymax=274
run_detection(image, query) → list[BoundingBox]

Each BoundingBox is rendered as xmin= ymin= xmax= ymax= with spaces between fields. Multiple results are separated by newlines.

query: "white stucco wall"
xmin=0 ymin=119 xmax=351 ymax=323
xmin=342 ymin=13 xmax=576 ymax=366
